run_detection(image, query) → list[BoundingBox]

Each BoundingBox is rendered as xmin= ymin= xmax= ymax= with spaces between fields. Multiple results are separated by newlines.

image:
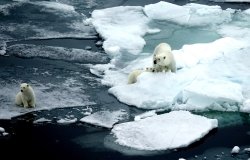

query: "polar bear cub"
xmin=127 ymin=68 xmax=155 ymax=84
xmin=15 ymin=83 xmax=36 ymax=108
xmin=153 ymin=43 xmax=176 ymax=73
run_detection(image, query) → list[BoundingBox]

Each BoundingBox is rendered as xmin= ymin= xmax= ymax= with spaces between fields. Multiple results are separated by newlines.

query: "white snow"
xmin=111 ymin=111 xmax=218 ymax=150
xmin=57 ymin=118 xmax=77 ymax=124
xmin=80 ymin=110 xmax=128 ymax=128
xmin=91 ymin=6 xmax=150 ymax=56
xmin=0 ymin=127 xmax=5 ymax=133
xmin=231 ymin=146 xmax=240 ymax=154
xmin=144 ymin=1 xmax=233 ymax=26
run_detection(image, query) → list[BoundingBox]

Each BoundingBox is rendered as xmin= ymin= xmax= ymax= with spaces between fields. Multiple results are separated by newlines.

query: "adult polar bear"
xmin=15 ymin=83 xmax=36 ymax=108
xmin=153 ymin=43 xmax=176 ymax=73
xmin=127 ymin=43 xmax=176 ymax=84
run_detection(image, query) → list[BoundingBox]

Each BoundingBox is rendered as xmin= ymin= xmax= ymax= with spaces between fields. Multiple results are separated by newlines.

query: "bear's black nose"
xmin=21 ymin=90 xmax=23 ymax=92
xmin=154 ymin=60 xmax=157 ymax=64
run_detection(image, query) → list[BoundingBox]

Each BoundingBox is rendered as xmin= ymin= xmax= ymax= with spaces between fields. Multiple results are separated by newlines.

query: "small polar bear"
xmin=127 ymin=68 xmax=155 ymax=84
xmin=15 ymin=83 xmax=36 ymax=108
xmin=153 ymin=43 xmax=176 ymax=73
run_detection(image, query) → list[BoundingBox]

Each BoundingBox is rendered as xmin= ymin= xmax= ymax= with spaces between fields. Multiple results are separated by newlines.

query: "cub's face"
xmin=154 ymin=54 xmax=170 ymax=66
xmin=20 ymin=83 xmax=29 ymax=92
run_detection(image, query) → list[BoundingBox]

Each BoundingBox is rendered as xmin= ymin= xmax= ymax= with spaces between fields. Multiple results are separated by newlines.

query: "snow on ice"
xmin=111 ymin=111 xmax=218 ymax=150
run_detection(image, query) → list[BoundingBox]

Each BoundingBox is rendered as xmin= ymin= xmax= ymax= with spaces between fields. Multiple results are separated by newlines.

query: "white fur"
xmin=127 ymin=69 xmax=144 ymax=84
xmin=127 ymin=68 xmax=155 ymax=84
xmin=153 ymin=43 xmax=176 ymax=72
xmin=15 ymin=83 xmax=36 ymax=108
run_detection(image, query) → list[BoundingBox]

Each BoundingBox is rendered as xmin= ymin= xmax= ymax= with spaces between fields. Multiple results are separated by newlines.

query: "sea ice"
xmin=0 ymin=127 xmax=5 ymax=133
xmin=144 ymin=1 xmax=233 ymax=26
xmin=91 ymin=6 xmax=150 ymax=56
xmin=57 ymin=118 xmax=77 ymax=124
xmin=231 ymin=146 xmax=240 ymax=154
xmin=80 ymin=110 xmax=128 ymax=128
xmin=33 ymin=118 xmax=52 ymax=123
xmin=111 ymin=111 xmax=218 ymax=150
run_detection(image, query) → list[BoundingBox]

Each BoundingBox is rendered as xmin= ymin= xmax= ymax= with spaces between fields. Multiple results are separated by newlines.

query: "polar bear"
xmin=153 ymin=43 xmax=176 ymax=73
xmin=127 ymin=68 xmax=155 ymax=84
xmin=15 ymin=83 xmax=36 ymax=108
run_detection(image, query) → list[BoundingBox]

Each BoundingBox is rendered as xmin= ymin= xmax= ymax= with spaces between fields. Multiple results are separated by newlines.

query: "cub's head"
xmin=20 ymin=83 xmax=30 ymax=92
xmin=153 ymin=53 xmax=171 ymax=66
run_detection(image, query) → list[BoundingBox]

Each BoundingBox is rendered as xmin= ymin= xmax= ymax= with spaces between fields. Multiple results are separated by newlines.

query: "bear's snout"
xmin=21 ymin=90 xmax=23 ymax=92
xmin=154 ymin=60 xmax=157 ymax=64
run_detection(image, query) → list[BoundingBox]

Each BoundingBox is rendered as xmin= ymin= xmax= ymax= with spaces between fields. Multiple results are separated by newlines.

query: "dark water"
xmin=0 ymin=117 xmax=249 ymax=160
xmin=0 ymin=0 xmax=250 ymax=159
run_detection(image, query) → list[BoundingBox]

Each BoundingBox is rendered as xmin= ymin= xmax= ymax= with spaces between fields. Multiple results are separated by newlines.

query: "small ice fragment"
xmin=231 ymin=146 xmax=240 ymax=154
xmin=0 ymin=127 xmax=5 ymax=133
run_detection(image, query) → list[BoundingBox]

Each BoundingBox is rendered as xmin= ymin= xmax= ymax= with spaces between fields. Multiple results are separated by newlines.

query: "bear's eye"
xmin=163 ymin=56 xmax=166 ymax=59
xmin=158 ymin=58 xmax=160 ymax=61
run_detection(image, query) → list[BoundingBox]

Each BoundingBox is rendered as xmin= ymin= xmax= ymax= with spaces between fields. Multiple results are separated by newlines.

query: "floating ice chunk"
xmin=134 ymin=110 xmax=157 ymax=121
xmin=33 ymin=118 xmax=52 ymax=123
xmin=80 ymin=110 xmax=128 ymax=128
xmin=0 ymin=127 xmax=5 ymax=133
xmin=179 ymin=158 xmax=186 ymax=160
xmin=91 ymin=6 xmax=150 ymax=55
xmin=182 ymin=79 xmax=243 ymax=111
xmin=2 ymin=132 xmax=9 ymax=136
xmin=244 ymin=148 xmax=250 ymax=152
xmin=147 ymin=28 xmax=161 ymax=34
xmin=144 ymin=1 xmax=232 ymax=26
xmin=57 ymin=118 xmax=77 ymax=124
xmin=112 ymin=111 xmax=218 ymax=150
xmin=231 ymin=146 xmax=240 ymax=154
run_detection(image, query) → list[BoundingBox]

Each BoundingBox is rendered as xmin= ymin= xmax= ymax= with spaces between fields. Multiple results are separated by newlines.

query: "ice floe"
xmin=91 ymin=6 xmax=150 ymax=56
xmin=90 ymin=2 xmax=250 ymax=113
xmin=0 ymin=77 xmax=95 ymax=119
xmin=80 ymin=110 xmax=128 ymax=128
xmin=111 ymin=111 xmax=218 ymax=150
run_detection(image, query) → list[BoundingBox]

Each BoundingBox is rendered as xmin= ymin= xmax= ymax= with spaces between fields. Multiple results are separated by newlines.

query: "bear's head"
xmin=154 ymin=53 xmax=171 ymax=67
xmin=20 ymin=83 xmax=30 ymax=93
